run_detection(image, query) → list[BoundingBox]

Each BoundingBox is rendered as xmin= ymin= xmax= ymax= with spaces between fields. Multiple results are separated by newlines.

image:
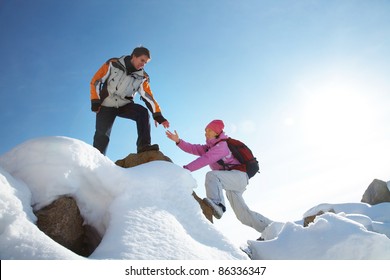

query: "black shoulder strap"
xmin=215 ymin=138 xmax=241 ymax=170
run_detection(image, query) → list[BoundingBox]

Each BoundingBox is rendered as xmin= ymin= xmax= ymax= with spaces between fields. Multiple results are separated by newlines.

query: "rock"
xmin=303 ymin=209 xmax=335 ymax=227
xmin=192 ymin=191 xmax=214 ymax=223
xmin=361 ymin=179 xmax=390 ymax=205
xmin=115 ymin=150 xmax=172 ymax=168
xmin=34 ymin=196 xmax=101 ymax=257
xmin=83 ymin=224 xmax=102 ymax=256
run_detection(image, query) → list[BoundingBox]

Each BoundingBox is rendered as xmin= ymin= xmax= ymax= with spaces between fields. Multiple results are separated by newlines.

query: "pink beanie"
xmin=206 ymin=119 xmax=224 ymax=134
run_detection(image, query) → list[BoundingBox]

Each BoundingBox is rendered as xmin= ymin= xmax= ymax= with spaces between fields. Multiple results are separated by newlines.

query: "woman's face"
xmin=205 ymin=128 xmax=218 ymax=140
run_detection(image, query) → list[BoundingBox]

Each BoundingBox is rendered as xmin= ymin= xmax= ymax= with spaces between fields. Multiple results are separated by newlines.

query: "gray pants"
xmin=205 ymin=170 xmax=272 ymax=233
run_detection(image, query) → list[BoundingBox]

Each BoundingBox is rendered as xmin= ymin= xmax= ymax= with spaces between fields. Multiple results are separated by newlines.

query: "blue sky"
xmin=1 ymin=0 xmax=390 ymax=241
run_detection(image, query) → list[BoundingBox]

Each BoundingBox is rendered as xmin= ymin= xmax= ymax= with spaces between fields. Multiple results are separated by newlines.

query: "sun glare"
xmin=300 ymin=74 xmax=378 ymax=158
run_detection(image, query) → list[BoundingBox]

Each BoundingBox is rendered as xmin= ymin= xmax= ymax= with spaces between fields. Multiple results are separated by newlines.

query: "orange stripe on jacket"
xmin=142 ymin=80 xmax=162 ymax=113
xmin=90 ymin=61 xmax=110 ymax=100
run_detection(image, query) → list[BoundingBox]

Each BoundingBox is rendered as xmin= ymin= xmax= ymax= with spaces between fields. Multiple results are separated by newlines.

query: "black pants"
xmin=93 ymin=103 xmax=151 ymax=155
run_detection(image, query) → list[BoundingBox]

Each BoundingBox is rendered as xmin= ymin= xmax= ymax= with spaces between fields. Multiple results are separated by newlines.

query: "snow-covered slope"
xmin=248 ymin=203 xmax=390 ymax=259
xmin=1 ymin=136 xmax=389 ymax=260
xmin=0 ymin=136 xmax=246 ymax=260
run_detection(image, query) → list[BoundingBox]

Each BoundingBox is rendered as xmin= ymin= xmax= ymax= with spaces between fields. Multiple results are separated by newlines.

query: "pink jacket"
xmin=177 ymin=132 xmax=241 ymax=172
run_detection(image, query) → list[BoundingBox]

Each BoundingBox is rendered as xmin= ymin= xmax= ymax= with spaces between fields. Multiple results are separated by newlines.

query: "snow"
xmin=1 ymin=136 xmax=390 ymax=260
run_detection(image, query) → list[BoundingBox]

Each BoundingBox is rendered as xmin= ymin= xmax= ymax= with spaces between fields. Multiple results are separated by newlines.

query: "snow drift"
xmin=0 ymin=136 xmax=246 ymax=260
xmin=1 ymin=136 xmax=390 ymax=260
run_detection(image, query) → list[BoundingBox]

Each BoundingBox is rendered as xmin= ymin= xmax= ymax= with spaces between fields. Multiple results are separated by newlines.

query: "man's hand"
xmin=162 ymin=120 xmax=170 ymax=129
xmin=155 ymin=120 xmax=170 ymax=128
xmin=91 ymin=99 xmax=101 ymax=112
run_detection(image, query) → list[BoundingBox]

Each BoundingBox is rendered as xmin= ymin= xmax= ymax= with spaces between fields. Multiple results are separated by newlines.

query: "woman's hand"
xmin=166 ymin=130 xmax=180 ymax=144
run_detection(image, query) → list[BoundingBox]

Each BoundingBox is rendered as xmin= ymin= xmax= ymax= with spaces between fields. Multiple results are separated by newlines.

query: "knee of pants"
xmin=137 ymin=109 xmax=150 ymax=126
xmin=94 ymin=129 xmax=109 ymax=140
xmin=205 ymin=171 xmax=225 ymax=196
xmin=205 ymin=171 xmax=219 ymax=186
xmin=138 ymin=106 xmax=149 ymax=119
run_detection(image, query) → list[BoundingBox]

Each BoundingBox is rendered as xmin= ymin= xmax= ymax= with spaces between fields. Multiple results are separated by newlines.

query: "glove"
xmin=91 ymin=99 xmax=101 ymax=112
xmin=153 ymin=112 xmax=168 ymax=125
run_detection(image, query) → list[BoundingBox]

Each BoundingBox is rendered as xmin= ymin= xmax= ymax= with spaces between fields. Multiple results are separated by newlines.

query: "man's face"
xmin=131 ymin=54 xmax=150 ymax=70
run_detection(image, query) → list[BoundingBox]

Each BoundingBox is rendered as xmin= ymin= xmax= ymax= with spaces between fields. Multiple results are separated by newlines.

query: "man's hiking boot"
xmin=203 ymin=198 xmax=225 ymax=219
xmin=137 ymin=144 xmax=159 ymax=154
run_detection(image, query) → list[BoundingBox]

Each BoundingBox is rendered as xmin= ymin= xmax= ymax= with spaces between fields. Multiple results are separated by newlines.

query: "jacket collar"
xmin=118 ymin=55 xmax=143 ymax=75
xmin=206 ymin=132 xmax=228 ymax=147
xmin=124 ymin=56 xmax=139 ymax=74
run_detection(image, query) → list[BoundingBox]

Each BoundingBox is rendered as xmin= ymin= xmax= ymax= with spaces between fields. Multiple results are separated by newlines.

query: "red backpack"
xmin=217 ymin=138 xmax=260 ymax=178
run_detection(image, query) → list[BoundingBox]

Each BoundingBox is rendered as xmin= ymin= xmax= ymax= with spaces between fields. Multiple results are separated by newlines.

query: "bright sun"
xmin=299 ymin=73 xmax=378 ymax=158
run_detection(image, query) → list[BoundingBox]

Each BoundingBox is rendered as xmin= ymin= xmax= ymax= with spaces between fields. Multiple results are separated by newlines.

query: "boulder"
xmin=361 ymin=179 xmax=390 ymax=205
xmin=115 ymin=149 xmax=172 ymax=168
xmin=192 ymin=191 xmax=214 ymax=223
xmin=34 ymin=196 xmax=101 ymax=257
xmin=303 ymin=209 xmax=335 ymax=227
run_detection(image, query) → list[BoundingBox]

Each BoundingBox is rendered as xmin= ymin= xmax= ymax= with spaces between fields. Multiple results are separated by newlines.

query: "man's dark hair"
xmin=131 ymin=46 xmax=151 ymax=59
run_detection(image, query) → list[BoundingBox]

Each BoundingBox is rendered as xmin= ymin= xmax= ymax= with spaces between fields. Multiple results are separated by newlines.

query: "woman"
xmin=166 ymin=120 xmax=272 ymax=234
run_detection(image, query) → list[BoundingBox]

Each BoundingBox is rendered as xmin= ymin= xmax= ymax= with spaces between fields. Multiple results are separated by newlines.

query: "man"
xmin=90 ymin=47 xmax=169 ymax=155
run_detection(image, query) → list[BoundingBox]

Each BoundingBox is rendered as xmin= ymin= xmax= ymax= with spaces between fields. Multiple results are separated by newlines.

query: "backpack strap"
xmin=216 ymin=138 xmax=246 ymax=172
